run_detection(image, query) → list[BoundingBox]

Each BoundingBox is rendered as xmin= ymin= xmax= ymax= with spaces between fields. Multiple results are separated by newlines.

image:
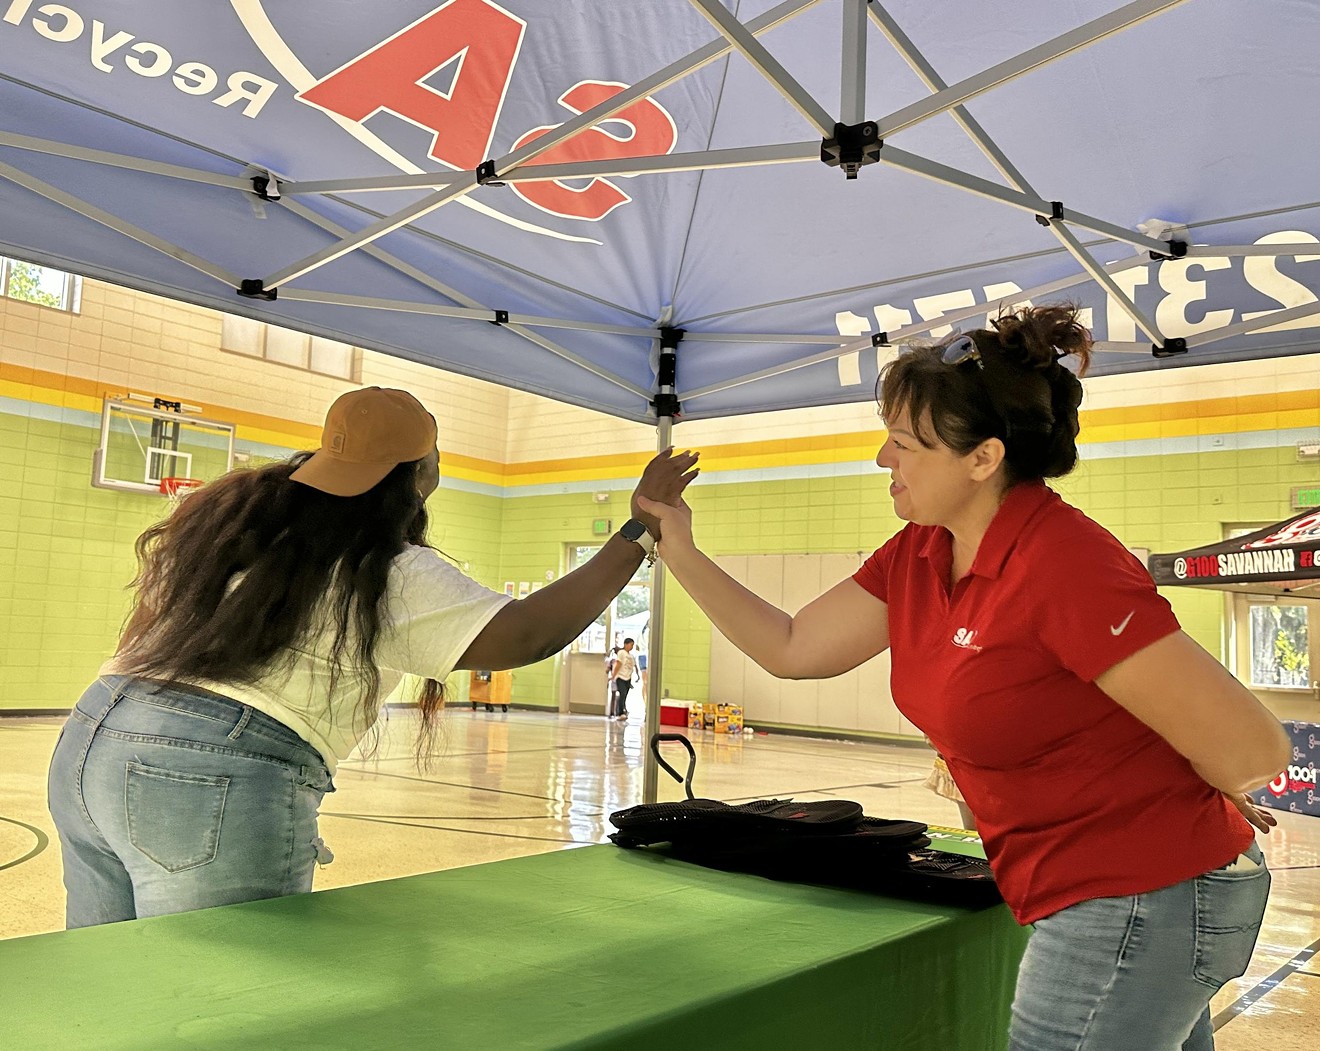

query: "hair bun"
xmin=990 ymin=304 xmax=1092 ymax=376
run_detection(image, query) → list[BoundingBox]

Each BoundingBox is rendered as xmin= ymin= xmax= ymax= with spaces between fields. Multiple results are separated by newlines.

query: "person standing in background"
xmin=605 ymin=646 xmax=620 ymax=717
xmin=609 ymin=638 xmax=638 ymax=721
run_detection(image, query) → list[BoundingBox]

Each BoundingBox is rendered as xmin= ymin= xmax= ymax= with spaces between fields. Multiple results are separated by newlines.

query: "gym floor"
xmin=2 ymin=707 xmax=1316 ymax=1046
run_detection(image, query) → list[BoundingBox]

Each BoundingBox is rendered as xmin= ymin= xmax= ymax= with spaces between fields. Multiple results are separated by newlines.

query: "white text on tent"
xmin=3 ymin=0 xmax=278 ymax=118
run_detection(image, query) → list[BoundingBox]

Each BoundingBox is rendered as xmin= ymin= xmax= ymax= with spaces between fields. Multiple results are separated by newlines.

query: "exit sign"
xmin=1292 ymin=486 xmax=1320 ymax=510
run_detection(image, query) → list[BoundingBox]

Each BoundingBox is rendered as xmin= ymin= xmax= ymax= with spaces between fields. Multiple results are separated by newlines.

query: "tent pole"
xmin=642 ymin=327 xmax=684 ymax=804
xmin=871 ymin=2 xmax=1166 ymax=346
xmin=277 ymin=197 xmax=654 ymax=395
xmin=688 ymin=0 xmax=835 ymax=137
xmin=0 ymin=158 xmax=241 ymax=289
xmin=1184 ymin=299 xmax=1320 ymax=349
xmin=874 ymin=0 xmax=1192 ymax=139
xmin=877 ymin=146 xmax=1175 ymax=254
xmin=294 ymin=142 xmax=819 ymax=195
xmin=642 ymin=416 xmax=672 ymax=805
xmin=0 ymin=131 xmax=251 ymax=190
xmin=840 ymin=0 xmax=869 ymax=125
xmin=675 ymin=253 xmax=1150 ymax=404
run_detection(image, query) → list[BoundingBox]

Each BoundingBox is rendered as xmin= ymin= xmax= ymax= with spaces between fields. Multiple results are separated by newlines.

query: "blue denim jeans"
xmin=48 ymin=676 xmax=335 ymax=929
xmin=1009 ymin=841 xmax=1270 ymax=1050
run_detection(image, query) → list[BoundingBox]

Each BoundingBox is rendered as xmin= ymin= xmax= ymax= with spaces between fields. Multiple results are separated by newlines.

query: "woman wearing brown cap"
xmin=47 ymin=387 xmax=698 ymax=929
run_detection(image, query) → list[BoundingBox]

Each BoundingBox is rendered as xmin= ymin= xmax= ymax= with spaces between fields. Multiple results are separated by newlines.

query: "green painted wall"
xmin=497 ymin=443 xmax=1312 ymax=706
xmin=0 ymin=406 xmax=505 ymax=711
xmin=3 ymin=399 xmax=1315 ymax=715
xmin=493 ymin=490 xmax=635 ymax=709
xmin=2 ymin=409 xmax=164 ymax=708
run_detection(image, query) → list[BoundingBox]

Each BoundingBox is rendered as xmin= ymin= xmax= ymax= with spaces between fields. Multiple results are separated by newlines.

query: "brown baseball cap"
xmin=290 ymin=387 xmax=438 ymax=497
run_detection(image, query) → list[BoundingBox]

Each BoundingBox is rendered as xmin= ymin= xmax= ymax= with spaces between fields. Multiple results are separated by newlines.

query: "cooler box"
xmin=660 ymin=703 xmax=688 ymax=727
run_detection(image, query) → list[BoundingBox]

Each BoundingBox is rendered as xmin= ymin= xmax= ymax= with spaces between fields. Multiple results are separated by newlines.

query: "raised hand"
xmin=631 ymin=448 xmax=699 ymax=539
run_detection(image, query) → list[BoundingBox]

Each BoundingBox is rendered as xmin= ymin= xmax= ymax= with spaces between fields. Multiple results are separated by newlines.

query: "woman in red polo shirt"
xmin=640 ymin=305 xmax=1289 ymax=1051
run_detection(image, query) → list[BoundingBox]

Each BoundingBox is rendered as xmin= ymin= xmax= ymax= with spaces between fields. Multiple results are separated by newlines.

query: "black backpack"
xmin=609 ymin=734 xmax=1002 ymax=908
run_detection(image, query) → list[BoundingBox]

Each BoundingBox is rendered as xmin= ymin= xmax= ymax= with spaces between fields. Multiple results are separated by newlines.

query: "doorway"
xmin=559 ymin=543 xmax=652 ymax=715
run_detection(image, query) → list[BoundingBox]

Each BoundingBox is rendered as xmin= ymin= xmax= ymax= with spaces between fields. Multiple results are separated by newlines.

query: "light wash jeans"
xmin=48 ymin=676 xmax=334 ymax=929
xmin=1009 ymin=841 xmax=1270 ymax=1051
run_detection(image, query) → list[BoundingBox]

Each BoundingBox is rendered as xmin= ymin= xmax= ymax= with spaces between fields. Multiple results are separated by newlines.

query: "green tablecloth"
xmin=1 ymin=842 xmax=1027 ymax=1050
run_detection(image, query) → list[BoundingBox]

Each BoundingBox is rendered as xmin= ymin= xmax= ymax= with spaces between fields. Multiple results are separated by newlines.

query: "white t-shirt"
xmin=612 ymin=649 xmax=637 ymax=682
xmin=102 ymin=546 xmax=510 ymax=771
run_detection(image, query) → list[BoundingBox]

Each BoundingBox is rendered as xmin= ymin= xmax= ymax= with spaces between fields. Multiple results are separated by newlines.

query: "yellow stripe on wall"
xmin=1 ymin=361 xmax=323 ymax=448
xmin=6 ymin=361 xmax=1314 ymax=490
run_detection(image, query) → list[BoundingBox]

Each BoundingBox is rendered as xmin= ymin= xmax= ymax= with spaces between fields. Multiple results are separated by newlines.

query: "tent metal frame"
xmin=0 ymin=0 xmax=1307 ymax=397
xmin=1 ymin=0 xmax=1315 ymax=800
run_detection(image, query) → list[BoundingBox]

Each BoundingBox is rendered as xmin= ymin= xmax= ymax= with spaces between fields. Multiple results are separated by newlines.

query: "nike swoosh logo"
xmin=1110 ymin=612 xmax=1135 ymax=636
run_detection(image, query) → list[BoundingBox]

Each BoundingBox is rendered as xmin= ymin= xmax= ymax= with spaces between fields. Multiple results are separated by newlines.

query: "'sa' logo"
xmin=951 ymin=628 xmax=982 ymax=652
xmin=293 ymin=0 xmax=678 ymax=225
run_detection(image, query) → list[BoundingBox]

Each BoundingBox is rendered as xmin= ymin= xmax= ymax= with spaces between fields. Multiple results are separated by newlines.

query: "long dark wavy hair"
xmin=114 ymin=451 xmax=445 ymax=759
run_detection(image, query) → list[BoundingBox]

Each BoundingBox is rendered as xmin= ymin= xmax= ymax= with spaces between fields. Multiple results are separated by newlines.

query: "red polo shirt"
xmin=854 ymin=482 xmax=1251 ymax=924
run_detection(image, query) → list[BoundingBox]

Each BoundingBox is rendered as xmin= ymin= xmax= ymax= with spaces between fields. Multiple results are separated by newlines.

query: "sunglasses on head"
xmin=940 ymin=334 xmax=981 ymax=368
xmin=942 ymin=331 xmax=1069 ymax=367
xmin=936 ymin=333 xmax=1031 ymax=439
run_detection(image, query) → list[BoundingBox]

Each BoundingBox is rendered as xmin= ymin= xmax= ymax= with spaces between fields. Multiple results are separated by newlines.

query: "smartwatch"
xmin=619 ymin=518 xmax=657 ymax=563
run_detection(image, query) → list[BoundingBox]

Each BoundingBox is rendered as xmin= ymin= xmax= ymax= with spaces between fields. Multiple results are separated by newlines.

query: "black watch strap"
xmin=619 ymin=518 xmax=657 ymax=561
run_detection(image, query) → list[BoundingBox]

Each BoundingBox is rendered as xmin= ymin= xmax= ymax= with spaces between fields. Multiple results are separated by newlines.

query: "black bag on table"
xmin=609 ymin=734 xmax=1002 ymax=908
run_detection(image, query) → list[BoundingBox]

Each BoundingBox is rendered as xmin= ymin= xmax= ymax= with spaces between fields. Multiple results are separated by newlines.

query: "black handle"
xmin=650 ymin=733 xmax=697 ymax=800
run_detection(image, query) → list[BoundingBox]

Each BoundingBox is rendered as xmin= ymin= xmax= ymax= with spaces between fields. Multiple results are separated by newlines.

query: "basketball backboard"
xmin=91 ymin=394 xmax=236 ymax=495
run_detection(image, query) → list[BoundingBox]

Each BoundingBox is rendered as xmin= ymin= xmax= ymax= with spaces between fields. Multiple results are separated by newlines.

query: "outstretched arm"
xmin=638 ymin=493 xmax=890 ymax=679
xmin=457 ymin=450 xmax=699 ymax=670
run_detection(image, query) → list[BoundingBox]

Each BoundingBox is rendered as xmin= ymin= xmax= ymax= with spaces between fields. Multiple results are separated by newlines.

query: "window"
xmin=1244 ymin=603 xmax=1310 ymax=688
xmin=1 ymin=257 xmax=79 ymax=311
xmin=1227 ymin=525 xmax=1317 ymax=691
xmin=221 ymin=313 xmax=360 ymax=381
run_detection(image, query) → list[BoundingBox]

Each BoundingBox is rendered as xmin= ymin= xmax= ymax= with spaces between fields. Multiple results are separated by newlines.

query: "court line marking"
xmin=323 ymin=813 xmax=582 ymax=844
xmin=0 ymin=816 xmax=50 ymax=872
xmin=722 ymin=777 xmax=929 ymax=802
xmin=1213 ymin=936 xmax=1319 ymax=1029
xmin=332 ymin=767 xmax=610 ymax=811
xmin=324 ymin=811 xmax=562 ymax=822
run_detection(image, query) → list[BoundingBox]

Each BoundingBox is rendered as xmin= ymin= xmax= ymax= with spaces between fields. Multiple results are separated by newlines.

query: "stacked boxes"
xmin=688 ymin=703 xmax=744 ymax=734
xmin=714 ymin=704 xmax=744 ymax=734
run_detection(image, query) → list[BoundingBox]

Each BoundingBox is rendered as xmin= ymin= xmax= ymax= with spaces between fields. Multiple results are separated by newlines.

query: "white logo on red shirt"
xmin=951 ymin=628 xmax=982 ymax=652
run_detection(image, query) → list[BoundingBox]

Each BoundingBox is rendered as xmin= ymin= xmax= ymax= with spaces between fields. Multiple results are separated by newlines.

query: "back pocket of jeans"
xmin=126 ymin=762 xmax=229 ymax=873
xmin=1192 ymin=859 xmax=1271 ymax=989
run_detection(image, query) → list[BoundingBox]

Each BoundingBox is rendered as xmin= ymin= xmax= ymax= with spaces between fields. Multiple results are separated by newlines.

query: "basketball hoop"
xmin=159 ymin=476 xmax=204 ymax=509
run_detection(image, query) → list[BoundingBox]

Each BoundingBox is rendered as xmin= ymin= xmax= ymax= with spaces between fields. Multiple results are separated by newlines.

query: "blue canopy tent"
xmin=2 ymin=0 xmax=1318 ymax=798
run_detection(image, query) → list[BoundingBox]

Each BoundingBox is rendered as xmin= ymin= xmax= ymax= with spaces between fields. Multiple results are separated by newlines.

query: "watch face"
xmin=620 ymin=519 xmax=646 ymax=541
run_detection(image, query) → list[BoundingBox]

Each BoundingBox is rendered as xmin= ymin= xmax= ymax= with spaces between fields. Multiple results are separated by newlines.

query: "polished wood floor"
xmin=2 ymin=708 xmax=1316 ymax=1046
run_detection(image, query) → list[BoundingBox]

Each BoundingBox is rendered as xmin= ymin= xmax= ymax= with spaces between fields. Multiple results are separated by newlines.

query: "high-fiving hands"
xmin=631 ymin=448 xmax=699 ymax=540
